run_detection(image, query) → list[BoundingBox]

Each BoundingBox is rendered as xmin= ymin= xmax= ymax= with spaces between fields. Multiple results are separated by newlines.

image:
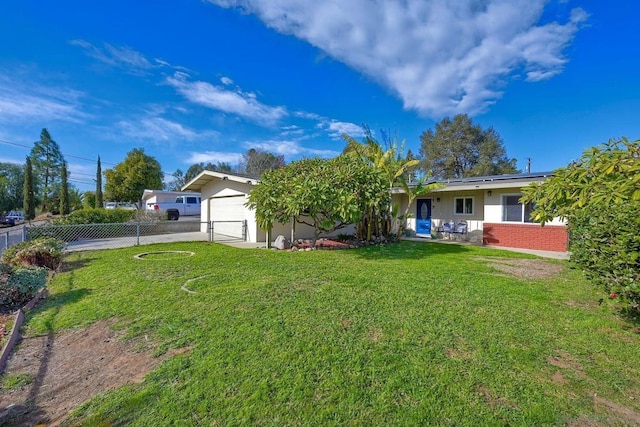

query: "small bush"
xmin=1 ymin=237 xmax=66 ymax=270
xmin=52 ymin=208 xmax=135 ymax=225
xmin=0 ymin=265 xmax=47 ymax=307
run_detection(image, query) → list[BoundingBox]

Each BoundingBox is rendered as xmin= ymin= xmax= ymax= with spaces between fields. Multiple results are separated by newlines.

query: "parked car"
xmin=0 ymin=214 xmax=15 ymax=227
xmin=6 ymin=211 xmax=25 ymax=223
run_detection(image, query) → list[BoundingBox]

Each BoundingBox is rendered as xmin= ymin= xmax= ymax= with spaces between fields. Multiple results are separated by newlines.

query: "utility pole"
xmin=526 ymin=157 xmax=532 ymax=174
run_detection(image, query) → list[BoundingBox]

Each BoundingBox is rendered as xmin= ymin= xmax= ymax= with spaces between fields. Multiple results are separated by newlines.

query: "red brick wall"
xmin=483 ymin=223 xmax=568 ymax=252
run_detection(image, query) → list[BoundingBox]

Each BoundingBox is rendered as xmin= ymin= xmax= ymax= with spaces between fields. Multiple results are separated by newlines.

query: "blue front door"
xmin=416 ymin=199 xmax=432 ymax=235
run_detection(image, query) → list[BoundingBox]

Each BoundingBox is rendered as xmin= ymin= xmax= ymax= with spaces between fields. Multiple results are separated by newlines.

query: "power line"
xmin=0 ymin=138 xmax=115 ymax=166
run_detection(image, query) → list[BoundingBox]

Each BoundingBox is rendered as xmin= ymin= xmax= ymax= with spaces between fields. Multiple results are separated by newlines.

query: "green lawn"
xmin=22 ymin=241 xmax=640 ymax=425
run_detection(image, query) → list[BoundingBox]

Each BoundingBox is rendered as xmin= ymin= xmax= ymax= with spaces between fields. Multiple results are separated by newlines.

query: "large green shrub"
xmin=569 ymin=204 xmax=640 ymax=313
xmin=0 ymin=264 xmax=47 ymax=307
xmin=53 ymin=208 xmax=135 ymax=225
xmin=522 ymin=137 xmax=640 ymax=316
xmin=1 ymin=237 xmax=65 ymax=270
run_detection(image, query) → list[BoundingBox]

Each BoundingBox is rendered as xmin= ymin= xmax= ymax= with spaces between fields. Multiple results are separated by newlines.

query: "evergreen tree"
xmin=30 ymin=128 xmax=65 ymax=211
xmin=60 ymin=161 xmax=70 ymax=215
xmin=96 ymin=156 xmax=103 ymax=208
xmin=23 ymin=157 xmax=36 ymax=220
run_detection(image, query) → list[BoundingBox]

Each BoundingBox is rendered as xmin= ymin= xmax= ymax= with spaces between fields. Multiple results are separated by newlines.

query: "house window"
xmin=454 ymin=197 xmax=474 ymax=215
xmin=502 ymin=195 xmax=535 ymax=223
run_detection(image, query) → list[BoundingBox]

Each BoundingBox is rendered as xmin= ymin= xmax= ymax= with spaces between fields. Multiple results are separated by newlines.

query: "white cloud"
xmin=166 ymin=72 xmax=287 ymax=125
xmin=116 ymin=116 xmax=220 ymax=142
xmin=70 ymin=40 xmax=155 ymax=75
xmin=209 ymin=0 xmax=587 ymax=117
xmin=321 ymin=120 xmax=365 ymax=140
xmin=246 ymin=139 xmax=339 ymax=158
xmin=0 ymin=74 xmax=87 ymax=123
xmin=220 ymin=76 xmax=234 ymax=85
xmin=187 ymin=151 xmax=243 ymax=164
xmin=0 ymin=156 xmax=23 ymax=165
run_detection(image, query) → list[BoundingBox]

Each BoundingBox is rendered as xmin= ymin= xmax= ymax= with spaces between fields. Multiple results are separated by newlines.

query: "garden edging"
xmin=0 ymin=287 xmax=47 ymax=375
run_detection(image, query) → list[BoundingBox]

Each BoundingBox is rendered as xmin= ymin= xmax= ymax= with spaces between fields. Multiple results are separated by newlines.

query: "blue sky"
xmin=1 ymin=0 xmax=638 ymax=191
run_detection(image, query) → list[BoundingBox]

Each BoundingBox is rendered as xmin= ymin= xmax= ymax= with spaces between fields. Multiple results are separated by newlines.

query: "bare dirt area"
xmin=474 ymin=256 xmax=565 ymax=280
xmin=0 ymin=319 xmax=184 ymax=426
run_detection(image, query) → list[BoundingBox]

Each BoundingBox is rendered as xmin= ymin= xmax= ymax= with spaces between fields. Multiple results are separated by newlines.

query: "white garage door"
xmin=209 ymin=195 xmax=246 ymax=239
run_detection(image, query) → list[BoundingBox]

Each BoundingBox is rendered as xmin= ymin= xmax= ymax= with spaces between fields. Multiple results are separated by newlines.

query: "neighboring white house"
xmin=183 ymin=170 xmax=568 ymax=252
xmin=182 ymin=170 xmax=354 ymax=243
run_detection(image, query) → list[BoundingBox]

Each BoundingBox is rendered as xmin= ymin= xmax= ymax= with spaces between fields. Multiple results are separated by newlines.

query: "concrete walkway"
xmin=66 ymin=232 xmax=243 ymax=252
xmin=65 ymin=232 xmax=569 ymax=260
xmin=400 ymin=236 xmax=569 ymax=260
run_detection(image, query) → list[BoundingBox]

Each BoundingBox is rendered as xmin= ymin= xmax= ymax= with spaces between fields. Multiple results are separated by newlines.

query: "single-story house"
xmin=183 ymin=170 xmax=567 ymax=252
xmin=394 ymin=172 xmax=567 ymax=252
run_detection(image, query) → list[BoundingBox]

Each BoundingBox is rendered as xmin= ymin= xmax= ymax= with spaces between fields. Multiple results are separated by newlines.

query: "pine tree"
xmin=60 ymin=161 xmax=70 ymax=215
xmin=30 ymin=128 xmax=65 ymax=211
xmin=96 ymin=156 xmax=103 ymax=208
xmin=23 ymin=157 xmax=36 ymax=220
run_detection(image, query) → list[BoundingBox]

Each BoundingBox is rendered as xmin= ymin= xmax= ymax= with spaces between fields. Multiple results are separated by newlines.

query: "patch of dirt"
xmin=551 ymin=371 xmax=567 ymax=386
xmin=476 ymin=385 xmax=519 ymax=409
xmin=546 ymin=351 xmax=588 ymax=380
xmin=0 ymin=313 xmax=12 ymax=348
xmin=0 ymin=319 xmax=187 ymax=426
xmin=368 ymin=327 xmax=383 ymax=342
xmin=475 ymin=257 xmax=564 ymax=280
xmin=594 ymin=395 xmax=640 ymax=425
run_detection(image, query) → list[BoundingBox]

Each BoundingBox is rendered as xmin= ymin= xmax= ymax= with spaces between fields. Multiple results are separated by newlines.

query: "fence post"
xmin=22 ymin=226 xmax=27 ymax=242
xmin=2 ymin=231 xmax=7 ymax=252
xmin=209 ymin=221 xmax=214 ymax=242
xmin=136 ymin=223 xmax=140 ymax=246
xmin=243 ymin=220 xmax=247 ymax=241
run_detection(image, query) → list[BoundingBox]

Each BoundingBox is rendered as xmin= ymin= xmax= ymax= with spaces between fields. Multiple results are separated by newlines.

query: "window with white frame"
xmin=454 ymin=197 xmax=474 ymax=215
xmin=502 ymin=194 xmax=535 ymax=223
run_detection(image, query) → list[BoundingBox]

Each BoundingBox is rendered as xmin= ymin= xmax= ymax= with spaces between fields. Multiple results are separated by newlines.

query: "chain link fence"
xmin=0 ymin=227 xmax=27 ymax=257
xmin=1 ymin=220 xmax=248 ymax=255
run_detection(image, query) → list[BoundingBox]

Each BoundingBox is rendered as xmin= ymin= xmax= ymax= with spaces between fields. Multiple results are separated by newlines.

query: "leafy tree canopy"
xmin=522 ymin=137 xmax=640 ymax=223
xmin=247 ymin=156 xmax=388 ymax=246
xmin=104 ymin=148 xmax=163 ymax=207
xmin=184 ymin=161 xmax=234 ymax=184
xmin=419 ymin=114 xmax=518 ymax=179
xmin=0 ymin=162 xmax=24 ymax=213
xmin=521 ymin=137 xmax=640 ymax=315
xmin=343 ymin=128 xmax=419 ymax=188
xmin=242 ymin=148 xmax=285 ymax=178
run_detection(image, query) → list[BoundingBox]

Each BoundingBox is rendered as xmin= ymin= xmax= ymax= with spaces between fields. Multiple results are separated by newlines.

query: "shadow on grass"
xmin=58 ymin=257 xmax=96 ymax=273
xmin=354 ymin=240 xmax=474 ymax=260
xmin=38 ymin=287 xmax=91 ymax=314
